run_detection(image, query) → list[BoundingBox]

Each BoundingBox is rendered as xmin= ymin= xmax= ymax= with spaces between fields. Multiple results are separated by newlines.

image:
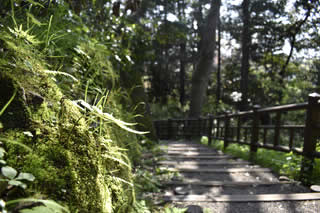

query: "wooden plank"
xmin=160 ymin=165 xmax=256 ymax=170
xmin=162 ymin=144 xmax=204 ymax=147
xmin=167 ymin=149 xmax=218 ymax=152
xmin=164 ymin=180 xmax=295 ymax=186
xmin=163 ymin=193 xmax=320 ymax=202
xmin=163 ymin=148 xmax=213 ymax=151
xmin=158 ymin=161 xmax=250 ymax=165
xmin=160 ymin=167 xmax=272 ymax=173
xmin=166 ymin=152 xmax=221 ymax=155
xmin=161 ymin=155 xmax=234 ymax=159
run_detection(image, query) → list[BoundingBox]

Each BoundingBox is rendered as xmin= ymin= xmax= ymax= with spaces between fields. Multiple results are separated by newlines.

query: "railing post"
xmin=301 ymin=93 xmax=320 ymax=183
xmin=198 ymin=117 xmax=202 ymax=137
xmin=216 ymin=117 xmax=220 ymax=138
xmin=273 ymin=112 xmax=281 ymax=147
xmin=250 ymin=105 xmax=260 ymax=160
xmin=168 ymin=119 xmax=172 ymax=139
xmin=154 ymin=121 xmax=160 ymax=139
xmin=224 ymin=111 xmax=230 ymax=150
xmin=208 ymin=115 xmax=213 ymax=146
xmin=183 ymin=119 xmax=187 ymax=138
xmin=237 ymin=115 xmax=241 ymax=143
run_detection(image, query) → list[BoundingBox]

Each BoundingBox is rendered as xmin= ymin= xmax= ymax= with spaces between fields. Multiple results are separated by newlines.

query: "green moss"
xmin=2 ymin=74 xmax=143 ymax=212
xmin=0 ymin=22 xmax=146 ymax=212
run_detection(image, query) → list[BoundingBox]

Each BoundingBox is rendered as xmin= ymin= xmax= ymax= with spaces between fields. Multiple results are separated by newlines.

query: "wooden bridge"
xmin=153 ymin=93 xmax=320 ymax=211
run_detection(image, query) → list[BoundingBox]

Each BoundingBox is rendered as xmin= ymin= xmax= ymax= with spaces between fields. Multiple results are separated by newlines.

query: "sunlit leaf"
xmin=25 ymin=0 xmax=45 ymax=8
xmin=0 ymin=147 xmax=5 ymax=158
xmin=23 ymin=131 xmax=34 ymax=137
xmin=27 ymin=12 xmax=43 ymax=26
xmin=2 ymin=166 xmax=17 ymax=179
xmin=16 ymin=173 xmax=35 ymax=181
xmin=6 ymin=199 xmax=69 ymax=213
xmin=8 ymin=180 xmax=26 ymax=189
xmin=43 ymin=70 xmax=78 ymax=82
xmin=20 ymin=205 xmax=60 ymax=213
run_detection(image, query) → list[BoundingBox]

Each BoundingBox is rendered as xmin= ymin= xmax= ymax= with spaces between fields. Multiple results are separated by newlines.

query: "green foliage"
xmin=5 ymin=198 xmax=69 ymax=213
xmin=1 ymin=166 xmax=35 ymax=189
xmin=134 ymin=169 xmax=162 ymax=194
xmin=132 ymin=200 xmax=152 ymax=213
xmin=150 ymin=95 xmax=189 ymax=119
xmin=0 ymin=90 xmax=17 ymax=117
xmin=209 ymin=140 xmax=320 ymax=184
xmin=163 ymin=207 xmax=187 ymax=213
xmin=0 ymin=104 xmax=68 ymax=213
xmin=0 ymin=1 xmax=155 ymax=212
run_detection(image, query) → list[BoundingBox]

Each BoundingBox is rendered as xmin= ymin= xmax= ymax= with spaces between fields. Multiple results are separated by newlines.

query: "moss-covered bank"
xmin=0 ymin=23 xmax=145 ymax=212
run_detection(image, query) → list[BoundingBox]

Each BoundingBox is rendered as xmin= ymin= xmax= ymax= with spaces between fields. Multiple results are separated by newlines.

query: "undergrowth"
xmin=201 ymin=137 xmax=320 ymax=185
xmin=0 ymin=1 xmax=154 ymax=212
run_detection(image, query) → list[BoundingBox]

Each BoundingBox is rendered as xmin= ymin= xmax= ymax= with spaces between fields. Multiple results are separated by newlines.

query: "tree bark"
xmin=180 ymin=42 xmax=186 ymax=106
xmin=239 ymin=0 xmax=250 ymax=111
xmin=216 ymin=16 xmax=221 ymax=104
xmin=189 ymin=0 xmax=221 ymax=118
xmin=178 ymin=0 xmax=186 ymax=106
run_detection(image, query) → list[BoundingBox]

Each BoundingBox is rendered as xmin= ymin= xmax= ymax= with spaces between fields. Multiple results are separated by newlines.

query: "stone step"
xmin=160 ymin=167 xmax=272 ymax=173
xmin=166 ymin=182 xmax=307 ymax=196
xmin=163 ymin=193 xmax=320 ymax=202
xmin=161 ymin=147 xmax=219 ymax=151
xmin=158 ymin=140 xmax=320 ymax=208
xmin=160 ymin=143 xmax=204 ymax=148
xmin=158 ymin=160 xmax=251 ymax=166
xmin=166 ymin=151 xmax=222 ymax=156
xmin=177 ymin=171 xmax=277 ymax=182
xmin=160 ymin=164 xmax=258 ymax=169
xmin=164 ymin=180 xmax=295 ymax=187
xmin=161 ymin=155 xmax=235 ymax=159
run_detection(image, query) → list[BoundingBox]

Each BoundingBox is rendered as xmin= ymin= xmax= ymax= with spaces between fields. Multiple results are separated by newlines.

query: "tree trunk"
xmin=216 ymin=16 xmax=221 ymax=104
xmin=178 ymin=0 xmax=186 ymax=106
xmin=277 ymin=6 xmax=311 ymax=103
xmin=315 ymin=61 xmax=320 ymax=93
xmin=180 ymin=42 xmax=186 ymax=106
xmin=239 ymin=0 xmax=250 ymax=111
xmin=189 ymin=0 xmax=221 ymax=118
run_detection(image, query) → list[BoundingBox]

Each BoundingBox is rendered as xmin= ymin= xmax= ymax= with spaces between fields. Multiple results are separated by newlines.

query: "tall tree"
xmin=189 ymin=0 xmax=221 ymax=117
xmin=216 ymin=14 xmax=222 ymax=104
xmin=239 ymin=0 xmax=251 ymax=111
xmin=178 ymin=0 xmax=187 ymax=106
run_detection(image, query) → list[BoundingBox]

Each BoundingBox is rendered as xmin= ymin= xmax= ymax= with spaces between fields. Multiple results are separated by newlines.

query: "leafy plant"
xmin=163 ymin=206 xmax=187 ymax=213
xmin=72 ymin=99 xmax=148 ymax=135
xmin=134 ymin=169 xmax=162 ymax=193
xmin=0 ymin=83 xmax=69 ymax=213
xmin=4 ymin=198 xmax=69 ymax=213
xmin=1 ymin=166 xmax=35 ymax=189
xmin=133 ymin=200 xmax=152 ymax=213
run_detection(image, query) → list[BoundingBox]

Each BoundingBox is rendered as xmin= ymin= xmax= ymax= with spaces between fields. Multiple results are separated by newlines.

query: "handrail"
xmin=153 ymin=93 xmax=320 ymax=184
xmin=257 ymin=102 xmax=308 ymax=113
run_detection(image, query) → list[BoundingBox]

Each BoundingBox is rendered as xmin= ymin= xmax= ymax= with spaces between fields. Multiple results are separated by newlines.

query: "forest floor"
xmin=157 ymin=140 xmax=320 ymax=213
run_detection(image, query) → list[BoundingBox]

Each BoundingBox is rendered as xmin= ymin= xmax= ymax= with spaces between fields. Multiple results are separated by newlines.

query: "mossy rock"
xmin=4 ymin=96 xmax=137 ymax=213
xmin=0 ymin=72 xmax=30 ymax=129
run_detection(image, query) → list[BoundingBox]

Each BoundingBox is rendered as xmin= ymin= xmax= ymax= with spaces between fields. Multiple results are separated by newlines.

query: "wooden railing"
xmin=153 ymin=93 xmax=320 ymax=182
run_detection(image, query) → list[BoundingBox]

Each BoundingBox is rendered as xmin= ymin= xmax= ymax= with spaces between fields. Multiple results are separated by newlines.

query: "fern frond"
xmin=109 ymin=176 xmax=133 ymax=187
xmin=44 ymin=70 xmax=78 ymax=82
